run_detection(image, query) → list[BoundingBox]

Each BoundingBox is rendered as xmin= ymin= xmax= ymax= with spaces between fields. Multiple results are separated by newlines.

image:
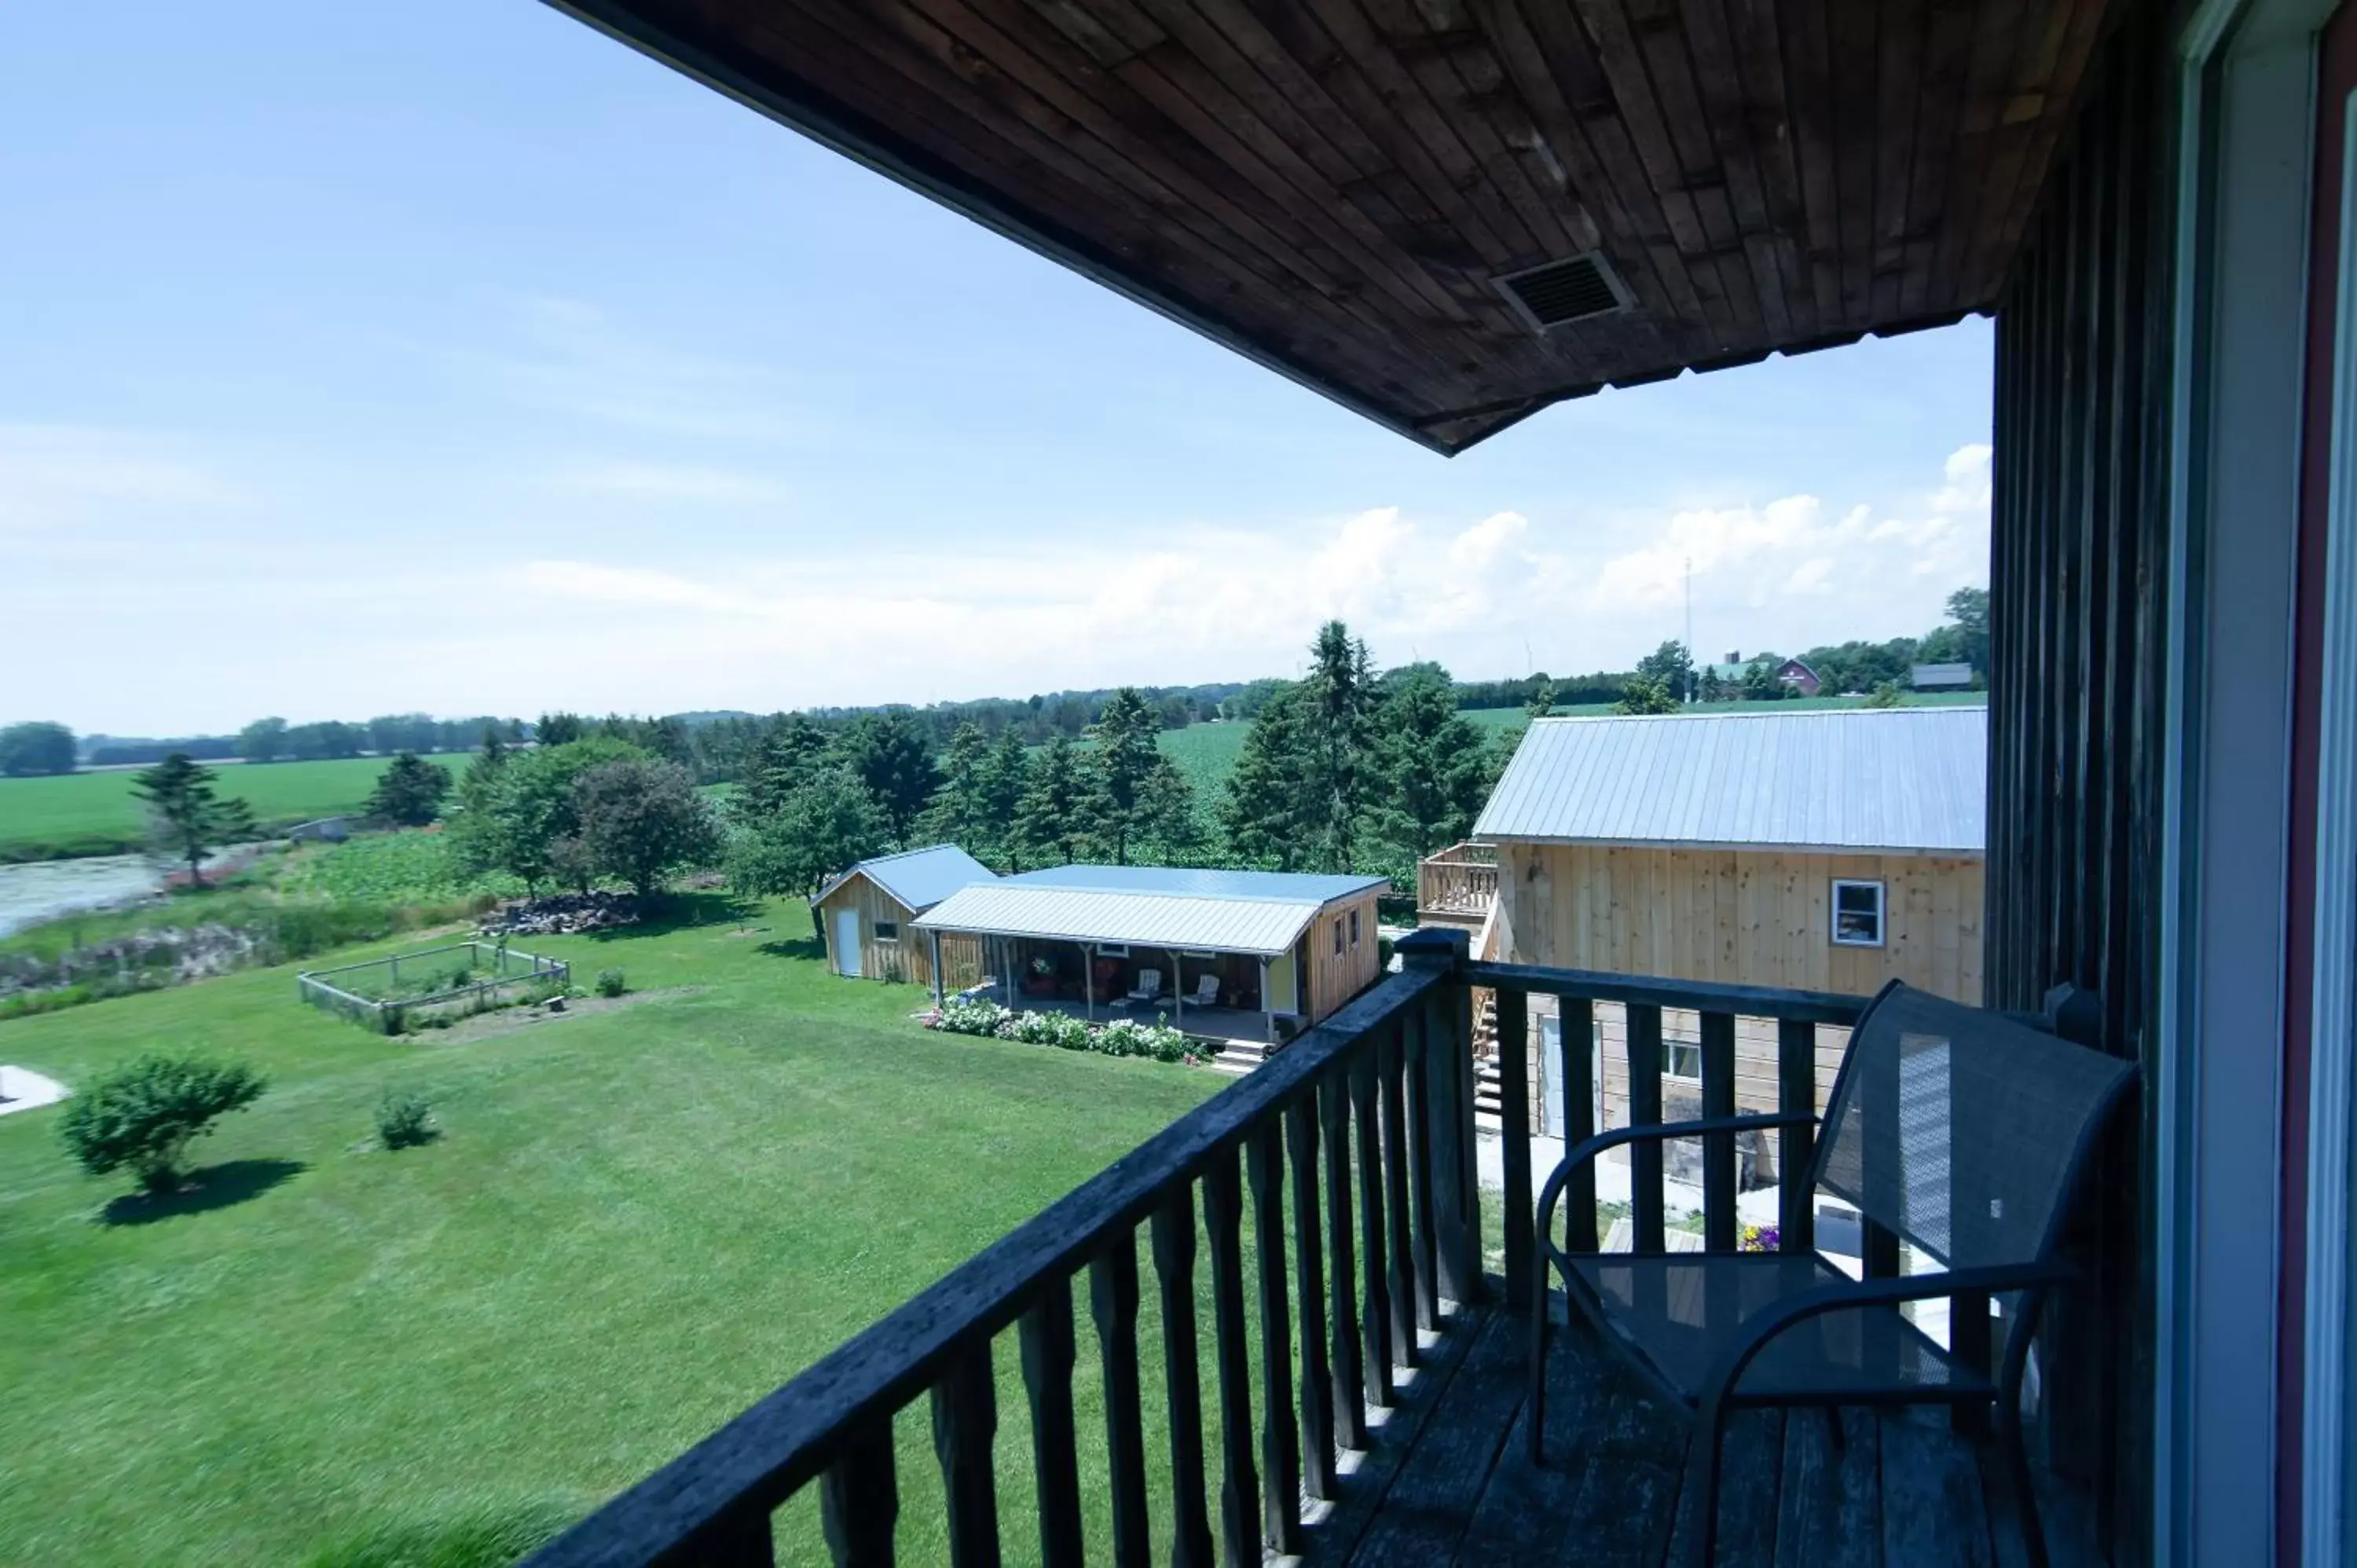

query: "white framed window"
xmin=873 ymin=920 xmax=900 ymax=943
xmin=1096 ymin=942 xmax=1129 ymax=957
xmin=1831 ymin=880 xmax=1886 ymax=947
xmin=1663 ymin=1039 xmax=1703 ymax=1083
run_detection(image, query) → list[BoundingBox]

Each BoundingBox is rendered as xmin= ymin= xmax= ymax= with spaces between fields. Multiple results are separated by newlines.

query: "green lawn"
xmin=0 ymin=755 xmax=467 ymax=862
xmin=0 ymin=899 xmax=1222 ymax=1566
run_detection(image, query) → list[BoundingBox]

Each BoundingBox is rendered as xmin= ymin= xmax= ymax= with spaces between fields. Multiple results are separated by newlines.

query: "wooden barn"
xmin=809 ymin=844 xmax=993 ymax=990
xmin=912 ymin=865 xmax=1385 ymax=1045
xmin=1476 ymin=706 xmax=1985 ymax=1171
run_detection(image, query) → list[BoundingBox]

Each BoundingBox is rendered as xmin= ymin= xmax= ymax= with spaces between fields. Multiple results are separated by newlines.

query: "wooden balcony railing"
xmin=1415 ymin=841 xmax=1498 ymax=919
xmin=522 ymin=940 xmax=1875 ymax=1568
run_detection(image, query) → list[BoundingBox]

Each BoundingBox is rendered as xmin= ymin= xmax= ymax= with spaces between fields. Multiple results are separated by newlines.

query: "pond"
xmin=0 ymin=855 xmax=174 ymax=939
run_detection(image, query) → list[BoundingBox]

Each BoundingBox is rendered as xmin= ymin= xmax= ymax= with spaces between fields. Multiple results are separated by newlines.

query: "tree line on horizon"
xmin=1 ymin=588 xmax=1987 ymax=782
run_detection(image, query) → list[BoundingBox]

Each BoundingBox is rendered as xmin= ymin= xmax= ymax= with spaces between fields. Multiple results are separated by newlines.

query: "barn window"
xmin=1831 ymin=880 xmax=1886 ymax=947
xmin=1097 ymin=942 xmax=1130 ymax=957
xmin=1333 ymin=918 xmax=1344 ymax=956
xmin=1665 ymin=1041 xmax=1703 ymax=1082
xmin=1349 ymin=909 xmax=1361 ymax=947
xmin=873 ymin=920 xmax=900 ymax=943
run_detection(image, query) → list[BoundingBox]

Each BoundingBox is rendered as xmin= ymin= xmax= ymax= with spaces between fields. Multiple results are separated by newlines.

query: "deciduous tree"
xmin=573 ymin=757 xmax=722 ymax=898
xmin=57 ymin=1053 xmax=267 ymax=1196
xmin=236 ymin=716 xmax=289 ymax=764
xmin=0 ymin=720 xmax=76 ymax=776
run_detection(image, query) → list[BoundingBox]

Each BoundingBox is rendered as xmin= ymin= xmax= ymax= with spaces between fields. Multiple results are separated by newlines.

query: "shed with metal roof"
xmin=913 ymin=863 xmax=1387 ymax=1042
xmin=812 ymin=844 xmax=996 ymax=990
xmin=1476 ymin=708 xmax=1987 ymax=1006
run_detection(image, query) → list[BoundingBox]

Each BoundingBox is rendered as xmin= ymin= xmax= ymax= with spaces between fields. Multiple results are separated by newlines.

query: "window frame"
xmin=1096 ymin=942 xmax=1130 ymax=958
xmin=872 ymin=919 xmax=900 ymax=944
xmin=1830 ymin=878 xmax=1886 ymax=948
xmin=1349 ymin=908 xmax=1361 ymax=947
xmin=1332 ymin=918 xmax=1344 ymax=956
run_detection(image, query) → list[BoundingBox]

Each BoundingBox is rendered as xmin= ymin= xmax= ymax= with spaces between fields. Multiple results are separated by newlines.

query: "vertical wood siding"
xmin=815 ymin=874 xmax=983 ymax=991
xmin=1497 ymin=841 xmax=1984 ymax=1002
xmin=1988 ymin=9 xmax=2176 ymax=1559
xmin=1302 ymin=891 xmax=1382 ymax=1027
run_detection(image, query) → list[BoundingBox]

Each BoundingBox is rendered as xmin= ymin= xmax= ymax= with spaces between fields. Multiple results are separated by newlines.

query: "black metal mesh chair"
xmin=1529 ymin=981 xmax=2138 ymax=1568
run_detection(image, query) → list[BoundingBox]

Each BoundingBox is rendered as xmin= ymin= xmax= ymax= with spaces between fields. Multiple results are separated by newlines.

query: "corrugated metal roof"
xmin=1005 ymin=864 xmax=1387 ymax=904
xmin=912 ymin=883 xmax=1329 ymax=956
xmin=812 ymin=844 xmax=997 ymax=910
xmin=1472 ymin=708 xmax=1985 ymax=855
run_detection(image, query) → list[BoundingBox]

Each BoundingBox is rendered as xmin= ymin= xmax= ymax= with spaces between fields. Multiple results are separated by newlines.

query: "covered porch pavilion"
xmin=967 ymin=932 xmax=1297 ymax=1046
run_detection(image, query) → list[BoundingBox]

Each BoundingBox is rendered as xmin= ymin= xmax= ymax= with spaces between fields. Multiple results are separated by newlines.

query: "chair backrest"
xmin=1194 ymin=974 xmax=1219 ymax=1002
xmin=1807 ymin=982 xmax=2136 ymax=1269
xmin=1135 ymin=969 xmax=1161 ymax=995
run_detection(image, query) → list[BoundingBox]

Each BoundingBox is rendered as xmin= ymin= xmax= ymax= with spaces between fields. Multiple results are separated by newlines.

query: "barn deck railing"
xmin=522 ymin=938 xmax=1879 ymax=1568
xmin=1414 ymin=841 xmax=1498 ymax=920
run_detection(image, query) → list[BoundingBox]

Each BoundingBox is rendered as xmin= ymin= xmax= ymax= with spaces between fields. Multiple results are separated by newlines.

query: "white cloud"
xmin=550 ymin=462 xmax=795 ymax=506
xmin=0 ymin=423 xmax=243 ymax=529
xmin=1933 ymin=443 xmax=1993 ymax=513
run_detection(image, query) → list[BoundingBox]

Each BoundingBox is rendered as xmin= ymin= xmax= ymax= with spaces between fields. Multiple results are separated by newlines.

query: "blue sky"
xmin=2 ymin=2 xmax=1992 ymax=735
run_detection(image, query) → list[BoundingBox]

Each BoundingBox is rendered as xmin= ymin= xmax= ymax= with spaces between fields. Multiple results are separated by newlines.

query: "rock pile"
xmin=479 ymin=892 xmax=642 ymax=936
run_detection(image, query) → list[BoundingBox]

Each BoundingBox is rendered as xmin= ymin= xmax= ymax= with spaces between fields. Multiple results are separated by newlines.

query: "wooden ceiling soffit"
xmin=547 ymin=0 xmax=2113 ymax=455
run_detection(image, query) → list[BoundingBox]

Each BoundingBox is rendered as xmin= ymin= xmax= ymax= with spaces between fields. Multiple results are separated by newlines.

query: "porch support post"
xmin=929 ymin=929 xmax=944 ymax=1009
xmin=1262 ymin=957 xmax=1274 ymax=1045
xmin=1171 ymin=949 xmax=1184 ymax=1030
xmin=1080 ymin=942 xmax=1094 ymax=1022
xmin=1395 ymin=925 xmax=1479 ymax=1306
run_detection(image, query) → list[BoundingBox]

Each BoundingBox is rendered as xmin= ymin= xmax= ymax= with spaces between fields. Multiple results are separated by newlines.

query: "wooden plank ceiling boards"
xmin=550 ymin=0 xmax=2114 ymax=452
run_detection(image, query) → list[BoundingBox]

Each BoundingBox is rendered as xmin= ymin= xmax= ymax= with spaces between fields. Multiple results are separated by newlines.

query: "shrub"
xmin=374 ymin=1091 xmax=438 ymax=1150
xmin=57 ymin=1053 xmax=268 ymax=1195
xmin=595 ymin=968 xmax=626 ymax=998
xmin=1094 ymin=1019 xmax=1189 ymax=1062
xmin=933 ymin=998 xmax=1012 ymax=1037
xmin=999 ymin=1009 xmax=1094 ymax=1050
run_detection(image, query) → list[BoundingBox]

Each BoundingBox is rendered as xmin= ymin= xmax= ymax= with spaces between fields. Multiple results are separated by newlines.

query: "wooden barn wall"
xmin=1986 ymin=6 xmax=2177 ymax=1559
xmin=816 ymin=875 xmax=982 ymax=991
xmin=1303 ymin=890 xmax=1382 ymax=1025
xmin=1496 ymin=841 xmax=1985 ymax=1003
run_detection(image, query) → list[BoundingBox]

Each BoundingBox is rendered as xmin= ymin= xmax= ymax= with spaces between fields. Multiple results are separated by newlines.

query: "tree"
xmin=450 ymin=737 xmax=644 ymax=892
xmin=236 ymin=716 xmax=290 ymax=764
xmin=536 ymin=712 xmax=585 ymax=746
xmin=1864 ymin=680 xmax=1907 ymax=709
xmin=1376 ymin=666 xmax=1491 ymax=861
xmin=57 ymin=1053 xmax=266 ymax=1196
xmin=365 ymin=753 xmax=451 ymax=827
xmin=1919 ymin=586 xmax=1991 ymax=674
xmin=1134 ymin=755 xmax=1206 ymax=862
xmin=1222 ymin=683 xmax=1315 ymax=870
xmin=978 ymin=730 xmax=1032 ymax=870
xmin=916 ymin=721 xmax=996 ymax=856
xmin=836 ymin=712 xmax=938 ymax=843
xmin=1741 ymin=658 xmax=1790 ymax=702
xmin=735 ymin=715 xmax=831 ymax=822
xmin=1615 ymin=675 xmax=1681 ymax=716
xmin=1635 ymin=639 xmax=1695 ymax=704
xmin=728 ymin=764 xmax=892 ymax=927
xmin=1524 ymin=676 xmax=1556 ymax=720
xmin=1304 ymin=620 xmax=1380 ymax=871
xmin=1014 ymin=736 xmax=1095 ymax=866
xmin=0 ymin=720 xmax=76 ymax=776
xmin=1085 ymin=687 xmax=1164 ymax=865
xmin=131 ymin=754 xmax=255 ymax=887
xmin=573 ymin=757 xmax=722 ymax=898
xmin=1698 ymin=668 xmax=1728 ymax=704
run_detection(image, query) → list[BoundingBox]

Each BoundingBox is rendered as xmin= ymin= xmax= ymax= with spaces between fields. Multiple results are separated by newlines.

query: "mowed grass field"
xmin=0 ymin=754 xmax=467 ymax=862
xmin=0 ymin=897 xmax=1225 ymax=1566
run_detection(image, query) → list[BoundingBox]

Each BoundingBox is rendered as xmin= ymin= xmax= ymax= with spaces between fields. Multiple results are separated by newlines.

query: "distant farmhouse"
xmin=812 ymin=844 xmax=996 ymax=990
xmin=1468 ymin=705 xmax=1985 ymax=1171
xmin=1702 ymin=654 xmax=1823 ymax=697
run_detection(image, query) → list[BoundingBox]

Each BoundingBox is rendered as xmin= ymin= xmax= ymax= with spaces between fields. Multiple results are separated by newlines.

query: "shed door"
xmin=834 ymin=908 xmax=862 ymax=978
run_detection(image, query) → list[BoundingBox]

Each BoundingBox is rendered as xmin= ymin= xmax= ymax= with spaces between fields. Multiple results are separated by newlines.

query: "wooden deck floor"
xmin=1299 ymin=1291 xmax=2100 ymax=1568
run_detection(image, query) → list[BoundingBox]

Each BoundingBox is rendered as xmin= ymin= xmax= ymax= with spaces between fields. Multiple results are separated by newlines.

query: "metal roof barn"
xmin=914 ymin=865 xmax=1386 ymax=956
xmin=1473 ymin=708 xmax=1987 ymax=857
xmin=1002 ymin=865 xmax=1387 ymax=904
xmin=812 ymin=844 xmax=996 ymax=911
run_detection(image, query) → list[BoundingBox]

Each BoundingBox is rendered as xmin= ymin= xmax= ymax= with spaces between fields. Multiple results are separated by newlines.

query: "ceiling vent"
xmin=1492 ymin=252 xmax=1632 ymax=332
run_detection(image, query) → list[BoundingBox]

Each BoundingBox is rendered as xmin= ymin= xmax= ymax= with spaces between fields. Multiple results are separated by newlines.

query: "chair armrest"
xmin=1534 ymin=1112 xmax=1817 ymax=1244
xmin=1695 ymin=1260 xmax=2077 ymax=1412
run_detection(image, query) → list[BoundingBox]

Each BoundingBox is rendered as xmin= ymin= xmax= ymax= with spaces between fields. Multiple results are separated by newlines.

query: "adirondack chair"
xmin=1119 ymin=969 xmax=1162 ymax=1008
xmin=1190 ymin=973 xmax=1221 ymax=1007
xmin=1529 ymin=980 xmax=2138 ymax=1568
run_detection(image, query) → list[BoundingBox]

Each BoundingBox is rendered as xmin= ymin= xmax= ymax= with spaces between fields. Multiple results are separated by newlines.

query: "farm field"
xmin=0 ymin=897 xmax=1222 ymax=1566
xmin=0 ymin=754 xmax=466 ymax=863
